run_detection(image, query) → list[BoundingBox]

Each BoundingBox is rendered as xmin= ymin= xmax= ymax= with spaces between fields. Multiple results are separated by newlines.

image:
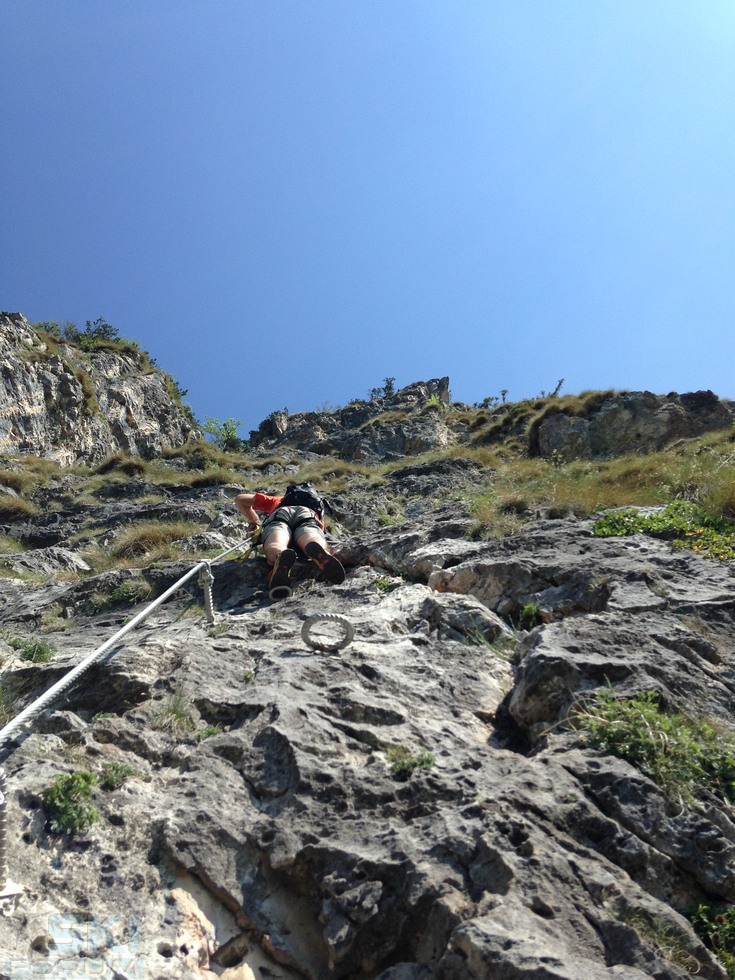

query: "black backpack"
xmin=278 ymin=482 xmax=328 ymax=519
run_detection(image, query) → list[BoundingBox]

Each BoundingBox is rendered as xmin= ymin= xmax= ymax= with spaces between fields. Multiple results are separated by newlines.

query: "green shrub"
xmin=164 ymin=374 xmax=195 ymax=423
xmin=63 ymin=317 xmax=117 ymax=348
xmin=201 ymin=416 xmax=249 ymax=452
xmin=592 ymin=500 xmax=735 ymax=562
xmin=576 ymin=689 xmax=735 ymax=806
xmin=56 ymin=317 xmax=142 ymax=358
xmin=373 ymin=575 xmax=399 ymax=593
xmin=196 ymin=724 xmax=221 ymax=742
xmin=690 ymin=904 xmax=735 ymax=977
xmin=369 ymin=377 xmax=396 ymax=400
xmin=42 ymin=771 xmax=99 ymax=835
xmin=384 ymin=744 xmax=435 ymax=781
xmin=518 ymin=602 xmax=541 ymax=630
xmin=32 ymin=318 xmax=190 ymax=412
xmin=5 ymin=635 xmax=54 ymax=663
xmin=421 ymin=393 xmax=447 ymax=414
xmin=98 ymin=761 xmax=136 ymax=790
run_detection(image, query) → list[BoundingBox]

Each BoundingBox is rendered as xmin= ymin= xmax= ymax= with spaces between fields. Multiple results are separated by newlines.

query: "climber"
xmin=234 ymin=482 xmax=345 ymax=599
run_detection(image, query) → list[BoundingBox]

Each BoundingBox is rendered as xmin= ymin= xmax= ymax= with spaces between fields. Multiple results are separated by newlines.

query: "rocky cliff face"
xmin=0 ymin=370 xmax=733 ymax=979
xmin=249 ymin=378 xmax=734 ymax=464
xmin=0 ymin=314 xmax=196 ymax=464
xmin=529 ymin=389 xmax=735 ymax=462
xmin=249 ymin=379 xmax=454 ymax=461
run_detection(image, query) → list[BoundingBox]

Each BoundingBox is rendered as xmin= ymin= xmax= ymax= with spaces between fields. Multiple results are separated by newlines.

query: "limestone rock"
xmin=0 ymin=313 xmax=196 ymax=463
xmin=532 ymin=390 xmax=734 ymax=461
xmin=249 ymin=378 xmax=453 ymax=461
xmin=0 ymin=363 xmax=733 ymax=976
xmin=0 ymin=492 xmax=730 ymax=979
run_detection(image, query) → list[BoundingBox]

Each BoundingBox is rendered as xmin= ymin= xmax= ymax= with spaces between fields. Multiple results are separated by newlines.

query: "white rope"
xmin=0 ymin=535 xmax=252 ymax=748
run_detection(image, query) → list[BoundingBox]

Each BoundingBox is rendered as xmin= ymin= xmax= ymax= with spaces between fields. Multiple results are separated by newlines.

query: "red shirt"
xmin=252 ymin=492 xmax=283 ymax=515
xmin=253 ymin=491 xmax=324 ymax=529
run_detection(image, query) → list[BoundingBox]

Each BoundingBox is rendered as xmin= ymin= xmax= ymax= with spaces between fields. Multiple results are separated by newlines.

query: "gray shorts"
xmin=261 ymin=506 xmax=324 ymax=547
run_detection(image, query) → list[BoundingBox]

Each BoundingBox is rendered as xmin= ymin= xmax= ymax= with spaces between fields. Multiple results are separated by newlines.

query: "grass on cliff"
xmin=689 ymin=904 xmax=735 ymax=978
xmin=575 ymin=689 xmax=735 ymax=807
xmin=0 ymin=393 xmax=733 ymax=572
xmin=592 ymin=499 xmax=735 ymax=561
xmin=81 ymin=519 xmax=210 ymax=571
xmin=107 ymin=519 xmax=209 ymax=558
xmin=0 ymin=495 xmax=39 ymax=522
xmin=465 ymin=428 xmax=735 ymax=540
xmin=151 ymin=688 xmax=196 ymax=738
xmin=88 ymin=577 xmax=155 ymax=612
xmin=160 ymin=439 xmax=254 ymax=473
xmin=622 ymin=908 xmax=701 ymax=975
xmin=383 ymin=744 xmax=435 ymax=781
xmin=253 ymin=415 xmax=735 ymax=539
xmin=0 ymin=460 xmax=59 ymax=496
xmin=2 ymin=633 xmax=54 ymax=663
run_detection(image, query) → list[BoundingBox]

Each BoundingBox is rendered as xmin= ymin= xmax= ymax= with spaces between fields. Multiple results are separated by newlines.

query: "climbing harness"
xmin=236 ymin=523 xmax=262 ymax=563
xmin=301 ymin=613 xmax=354 ymax=652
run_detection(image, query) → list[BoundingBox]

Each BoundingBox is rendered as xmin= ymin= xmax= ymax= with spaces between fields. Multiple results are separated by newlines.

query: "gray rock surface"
xmin=0 ymin=487 xmax=731 ymax=978
xmin=0 ymin=314 xmax=196 ymax=463
xmin=248 ymin=378 xmax=734 ymax=465
xmin=249 ymin=379 xmax=454 ymax=461
xmin=532 ymin=390 xmax=734 ymax=461
xmin=0 ymin=356 xmax=732 ymax=977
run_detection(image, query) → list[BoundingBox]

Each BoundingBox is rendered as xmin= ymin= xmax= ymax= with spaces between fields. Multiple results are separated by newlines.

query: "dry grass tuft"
xmin=94 ymin=453 xmax=148 ymax=477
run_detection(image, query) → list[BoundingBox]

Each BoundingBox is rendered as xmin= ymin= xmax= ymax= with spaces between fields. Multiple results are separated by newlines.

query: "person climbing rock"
xmin=234 ymin=482 xmax=345 ymax=599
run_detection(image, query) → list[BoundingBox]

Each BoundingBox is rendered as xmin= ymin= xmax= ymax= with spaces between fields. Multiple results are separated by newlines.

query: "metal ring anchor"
xmin=301 ymin=614 xmax=354 ymax=652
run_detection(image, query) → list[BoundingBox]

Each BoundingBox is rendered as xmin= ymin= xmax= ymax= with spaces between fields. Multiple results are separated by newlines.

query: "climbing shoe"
xmin=268 ymin=548 xmax=296 ymax=600
xmin=304 ymin=541 xmax=346 ymax=585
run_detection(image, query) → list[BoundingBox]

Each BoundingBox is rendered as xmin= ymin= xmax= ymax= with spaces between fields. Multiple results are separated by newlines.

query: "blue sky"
xmin=3 ymin=1 xmax=735 ymax=436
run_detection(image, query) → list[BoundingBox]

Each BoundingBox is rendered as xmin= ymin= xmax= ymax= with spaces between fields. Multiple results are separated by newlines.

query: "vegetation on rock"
xmin=690 ymin=904 xmax=735 ymax=977
xmin=41 ymin=771 xmax=99 ymax=835
xmin=576 ymin=689 xmax=735 ymax=806
xmin=592 ymin=499 xmax=735 ymax=561
xmin=3 ymin=634 xmax=54 ymax=663
xmin=0 ymin=343 xmax=734 ymax=976
xmin=383 ymin=744 xmax=435 ymax=781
